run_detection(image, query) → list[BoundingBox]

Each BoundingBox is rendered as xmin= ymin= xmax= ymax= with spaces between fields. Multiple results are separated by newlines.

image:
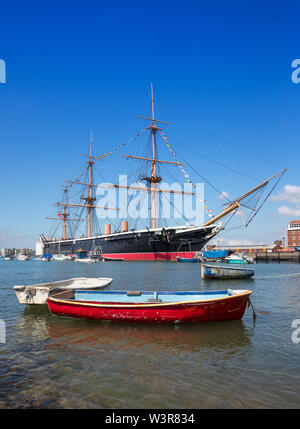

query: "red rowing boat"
xmin=47 ymin=289 xmax=252 ymax=323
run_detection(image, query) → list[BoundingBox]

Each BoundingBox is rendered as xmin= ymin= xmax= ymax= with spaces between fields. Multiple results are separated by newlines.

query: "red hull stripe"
xmin=101 ymin=251 xmax=197 ymax=261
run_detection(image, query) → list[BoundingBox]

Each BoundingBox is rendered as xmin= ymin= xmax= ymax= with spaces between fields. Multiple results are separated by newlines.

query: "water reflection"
xmin=19 ymin=306 xmax=253 ymax=354
xmin=201 ymin=278 xmax=254 ymax=287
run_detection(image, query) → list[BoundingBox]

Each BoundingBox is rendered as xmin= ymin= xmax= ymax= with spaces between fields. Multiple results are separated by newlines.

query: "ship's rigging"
xmin=44 ymin=85 xmax=287 ymax=244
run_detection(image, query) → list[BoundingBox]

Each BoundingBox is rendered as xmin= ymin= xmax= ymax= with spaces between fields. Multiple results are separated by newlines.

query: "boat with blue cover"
xmin=42 ymin=253 xmax=52 ymax=261
xmin=47 ymin=288 xmax=252 ymax=323
xmin=201 ymin=250 xmax=229 ymax=261
xmin=75 ymin=249 xmax=98 ymax=263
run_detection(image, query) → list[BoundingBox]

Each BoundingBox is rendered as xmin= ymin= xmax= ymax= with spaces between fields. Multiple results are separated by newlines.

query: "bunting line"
xmin=94 ymin=128 xmax=147 ymax=161
xmin=158 ymin=132 xmax=214 ymax=218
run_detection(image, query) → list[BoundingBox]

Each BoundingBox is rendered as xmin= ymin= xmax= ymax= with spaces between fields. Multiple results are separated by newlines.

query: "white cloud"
xmin=226 ymin=239 xmax=255 ymax=246
xmin=277 ymin=205 xmax=300 ymax=217
xmin=271 ymin=184 xmax=300 ymax=217
xmin=210 ymin=238 xmax=263 ymax=246
xmin=217 ymin=191 xmax=229 ymax=200
xmin=271 ymin=185 xmax=300 ymax=205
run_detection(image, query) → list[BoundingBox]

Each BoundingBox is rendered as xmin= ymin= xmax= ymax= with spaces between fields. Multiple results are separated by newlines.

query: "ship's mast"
xmin=133 ymin=84 xmax=171 ymax=229
xmin=47 ymin=174 xmax=82 ymax=240
xmin=58 ymin=131 xmax=119 ymax=238
xmin=84 ymin=130 xmax=95 ymax=238
xmin=68 ymin=85 xmax=191 ymax=231
xmin=150 ymin=84 xmax=158 ymax=229
xmin=78 ymin=130 xmax=99 ymax=237
xmin=63 ymin=174 xmax=68 ymax=240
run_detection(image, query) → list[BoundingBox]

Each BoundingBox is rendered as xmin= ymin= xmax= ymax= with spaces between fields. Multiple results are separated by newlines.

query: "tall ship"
xmin=40 ymin=86 xmax=286 ymax=261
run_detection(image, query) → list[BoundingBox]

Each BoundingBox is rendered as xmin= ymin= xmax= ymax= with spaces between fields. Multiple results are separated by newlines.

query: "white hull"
xmin=17 ymin=255 xmax=31 ymax=261
xmin=76 ymin=258 xmax=98 ymax=263
xmin=224 ymin=253 xmax=254 ymax=264
xmin=13 ymin=277 xmax=113 ymax=305
xmin=53 ymin=254 xmax=73 ymax=261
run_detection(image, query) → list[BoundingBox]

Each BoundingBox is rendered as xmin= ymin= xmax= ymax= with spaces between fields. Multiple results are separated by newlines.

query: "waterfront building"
xmin=207 ymin=242 xmax=282 ymax=254
xmin=1 ymin=248 xmax=14 ymax=256
xmin=36 ymin=239 xmax=44 ymax=256
xmin=287 ymin=220 xmax=300 ymax=248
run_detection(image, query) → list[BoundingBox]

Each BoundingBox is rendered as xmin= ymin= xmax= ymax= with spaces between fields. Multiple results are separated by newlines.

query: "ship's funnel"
xmin=121 ymin=220 xmax=128 ymax=232
xmin=105 ymin=224 xmax=111 ymax=235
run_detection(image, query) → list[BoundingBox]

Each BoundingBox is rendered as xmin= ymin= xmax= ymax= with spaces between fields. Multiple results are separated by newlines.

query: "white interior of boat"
xmin=71 ymin=289 xmax=248 ymax=303
xmin=203 ymin=264 xmax=254 ymax=271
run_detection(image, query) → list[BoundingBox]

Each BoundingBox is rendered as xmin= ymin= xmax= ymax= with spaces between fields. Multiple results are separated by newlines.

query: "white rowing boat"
xmin=13 ymin=277 xmax=113 ymax=305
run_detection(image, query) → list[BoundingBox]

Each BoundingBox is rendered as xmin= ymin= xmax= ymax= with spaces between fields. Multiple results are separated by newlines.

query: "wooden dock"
xmin=256 ymin=252 xmax=300 ymax=263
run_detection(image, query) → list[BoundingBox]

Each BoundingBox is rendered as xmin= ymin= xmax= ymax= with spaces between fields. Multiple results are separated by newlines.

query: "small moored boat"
xmin=225 ymin=254 xmax=247 ymax=264
xmin=17 ymin=254 xmax=31 ymax=261
xmin=42 ymin=253 xmax=53 ymax=261
xmin=14 ymin=277 xmax=113 ymax=305
xmin=176 ymin=256 xmax=198 ymax=262
xmin=52 ymin=254 xmax=70 ymax=261
xmin=201 ymin=263 xmax=255 ymax=279
xmin=75 ymin=249 xmax=98 ymax=263
xmin=47 ymin=288 xmax=252 ymax=323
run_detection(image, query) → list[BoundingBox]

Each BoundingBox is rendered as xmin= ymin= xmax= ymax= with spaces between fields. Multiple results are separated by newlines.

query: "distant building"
xmin=287 ymin=220 xmax=300 ymax=248
xmin=207 ymin=242 xmax=282 ymax=254
xmin=36 ymin=240 xmax=44 ymax=256
xmin=1 ymin=247 xmax=34 ymax=257
xmin=274 ymin=240 xmax=283 ymax=246
xmin=0 ymin=248 xmax=15 ymax=256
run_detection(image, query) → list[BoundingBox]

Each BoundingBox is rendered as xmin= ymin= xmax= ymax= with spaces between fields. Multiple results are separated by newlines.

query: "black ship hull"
xmin=42 ymin=224 xmax=221 ymax=261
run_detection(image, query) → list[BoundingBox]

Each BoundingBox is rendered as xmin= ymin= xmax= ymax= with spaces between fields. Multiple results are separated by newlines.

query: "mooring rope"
xmin=247 ymin=297 xmax=257 ymax=319
xmin=257 ymin=273 xmax=300 ymax=280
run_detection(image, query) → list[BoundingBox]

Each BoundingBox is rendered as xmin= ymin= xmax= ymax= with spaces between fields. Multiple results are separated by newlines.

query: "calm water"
xmin=0 ymin=259 xmax=300 ymax=409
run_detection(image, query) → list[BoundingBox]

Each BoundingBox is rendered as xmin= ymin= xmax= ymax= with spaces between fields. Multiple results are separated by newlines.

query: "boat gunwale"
xmin=48 ymin=289 xmax=252 ymax=308
xmin=202 ymin=264 xmax=255 ymax=272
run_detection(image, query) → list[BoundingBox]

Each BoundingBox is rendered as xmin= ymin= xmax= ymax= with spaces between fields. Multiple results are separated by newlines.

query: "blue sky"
xmin=0 ymin=0 xmax=300 ymax=248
